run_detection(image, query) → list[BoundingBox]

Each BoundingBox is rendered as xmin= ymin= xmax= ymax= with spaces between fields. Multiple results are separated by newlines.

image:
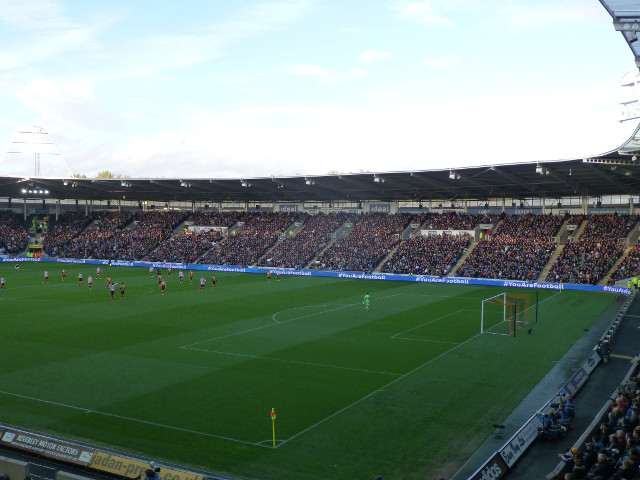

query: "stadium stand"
xmin=610 ymin=244 xmax=640 ymax=283
xmin=257 ymin=212 xmax=355 ymax=269
xmin=380 ymin=233 xmax=472 ymax=276
xmin=546 ymin=215 xmax=639 ymax=285
xmin=310 ymin=212 xmax=412 ymax=272
xmin=143 ymin=230 xmax=222 ymax=264
xmin=43 ymin=211 xmax=96 ymax=256
xmin=0 ymin=211 xmax=29 ymax=254
xmin=197 ymin=211 xmax=296 ymax=266
xmin=456 ymin=213 xmax=563 ymax=281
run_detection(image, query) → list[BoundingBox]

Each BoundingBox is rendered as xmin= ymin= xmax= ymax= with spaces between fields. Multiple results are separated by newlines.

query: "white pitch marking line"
xmin=0 ymin=389 xmax=267 ymax=448
xmin=277 ymin=331 xmax=483 ymax=448
xmin=391 ymin=309 xmax=465 ymax=339
xmin=279 ymin=289 xmax=565 ymax=447
xmin=183 ymin=292 xmax=407 ymax=348
xmin=272 ymin=303 xmax=356 ymax=324
xmin=184 ymin=347 xmax=400 ymax=376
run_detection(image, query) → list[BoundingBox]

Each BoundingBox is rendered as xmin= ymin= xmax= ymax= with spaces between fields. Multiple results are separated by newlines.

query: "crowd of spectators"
xmin=611 ymin=245 xmax=640 ymax=283
xmin=559 ymin=367 xmax=640 ymax=480
xmin=144 ymin=230 xmax=222 ymax=264
xmin=51 ymin=211 xmax=187 ymax=260
xmin=311 ymin=213 xmax=412 ymax=272
xmin=144 ymin=211 xmax=250 ymax=264
xmin=421 ymin=212 xmax=500 ymax=230
xmin=257 ymin=212 xmax=356 ymax=269
xmin=184 ymin=211 xmax=246 ymax=228
xmin=117 ymin=211 xmax=187 ymax=260
xmin=0 ymin=212 xmax=29 ymax=254
xmin=13 ymin=210 xmax=640 ymax=284
xmin=46 ymin=211 xmax=131 ymax=258
xmin=44 ymin=211 xmax=96 ymax=256
xmin=547 ymin=240 xmax=626 ymax=285
xmin=381 ymin=233 xmax=472 ymax=276
xmin=198 ymin=212 xmax=296 ymax=266
xmin=547 ymin=215 xmax=638 ymax=285
xmin=456 ymin=213 xmax=563 ymax=281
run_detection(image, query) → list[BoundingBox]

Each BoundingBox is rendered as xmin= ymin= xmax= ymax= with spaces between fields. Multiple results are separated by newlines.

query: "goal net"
xmin=481 ymin=292 xmax=531 ymax=336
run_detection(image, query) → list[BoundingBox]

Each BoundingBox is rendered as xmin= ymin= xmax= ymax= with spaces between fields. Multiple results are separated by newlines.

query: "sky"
xmin=0 ymin=0 xmax=638 ymax=179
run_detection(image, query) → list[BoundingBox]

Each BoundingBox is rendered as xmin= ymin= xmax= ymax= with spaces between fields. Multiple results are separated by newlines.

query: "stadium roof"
xmin=2 ymin=123 xmax=640 ymax=205
xmin=600 ymin=0 xmax=640 ymax=67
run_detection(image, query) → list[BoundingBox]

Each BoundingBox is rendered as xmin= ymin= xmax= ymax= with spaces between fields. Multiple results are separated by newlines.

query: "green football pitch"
xmin=0 ymin=263 xmax=618 ymax=480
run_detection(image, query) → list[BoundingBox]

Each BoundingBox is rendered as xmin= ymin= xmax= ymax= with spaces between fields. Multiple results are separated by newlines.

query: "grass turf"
xmin=0 ymin=263 xmax=617 ymax=480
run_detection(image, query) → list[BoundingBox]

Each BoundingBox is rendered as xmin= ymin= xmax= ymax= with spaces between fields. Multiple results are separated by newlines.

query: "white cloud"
xmin=93 ymin=0 xmax=318 ymax=82
xmin=359 ymin=50 xmax=390 ymax=65
xmin=278 ymin=64 xmax=328 ymax=76
xmin=276 ymin=65 xmax=366 ymax=84
xmin=422 ymin=55 xmax=460 ymax=70
xmin=340 ymin=27 xmax=364 ymax=35
xmin=0 ymin=0 xmax=74 ymax=30
xmin=489 ymin=0 xmax=605 ymax=33
xmin=12 ymin=78 xmax=123 ymax=133
xmin=388 ymin=0 xmax=454 ymax=26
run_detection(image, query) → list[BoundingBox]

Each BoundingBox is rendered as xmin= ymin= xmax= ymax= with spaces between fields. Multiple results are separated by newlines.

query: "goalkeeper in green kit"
xmin=363 ymin=292 xmax=370 ymax=311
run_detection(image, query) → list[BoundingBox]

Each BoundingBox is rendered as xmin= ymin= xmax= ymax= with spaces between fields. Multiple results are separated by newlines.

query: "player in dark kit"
xmin=161 ymin=280 xmax=166 ymax=295
xmin=62 ymin=268 xmax=67 ymax=281
xmin=189 ymin=270 xmax=193 ymax=284
xmin=120 ymin=283 xmax=126 ymax=299
xmin=211 ymin=275 xmax=217 ymax=291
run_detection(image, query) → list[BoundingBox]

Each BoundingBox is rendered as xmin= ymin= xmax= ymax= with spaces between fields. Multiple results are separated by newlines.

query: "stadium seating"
xmin=0 ymin=211 xmax=630 ymax=286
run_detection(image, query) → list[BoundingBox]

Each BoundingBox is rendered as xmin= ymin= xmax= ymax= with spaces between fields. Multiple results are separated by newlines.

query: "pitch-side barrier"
xmin=0 ymin=257 xmax=632 ymax=296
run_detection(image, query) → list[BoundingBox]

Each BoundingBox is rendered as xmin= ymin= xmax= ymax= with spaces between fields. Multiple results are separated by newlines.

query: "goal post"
xmin=481 ymin=292 xmax=532 ymax=336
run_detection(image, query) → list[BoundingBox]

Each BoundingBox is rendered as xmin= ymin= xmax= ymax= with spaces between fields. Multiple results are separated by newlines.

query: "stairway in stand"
xmin=448 ymin=241 xmax=478 ymax=277
xmin=537 ymin=244 xmax=565 ymax=282
xmin=374 ymin=241 xmax=402 ymax=273
xmin=599 ymin=245 xmax=632 ymax=286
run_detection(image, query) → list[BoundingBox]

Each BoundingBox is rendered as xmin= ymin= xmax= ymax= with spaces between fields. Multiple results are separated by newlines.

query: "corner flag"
xmin=271 ymin=408 xmax=276 ymax=448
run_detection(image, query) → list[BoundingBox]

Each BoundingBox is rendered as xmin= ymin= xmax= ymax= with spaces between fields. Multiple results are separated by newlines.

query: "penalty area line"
xmin=278 ymin=331 xmax=483 ymax=448
xmin=391 ymin=309 xmax=466 ymax=339
xmin=183 ymin=347 xmax=400 ymax=376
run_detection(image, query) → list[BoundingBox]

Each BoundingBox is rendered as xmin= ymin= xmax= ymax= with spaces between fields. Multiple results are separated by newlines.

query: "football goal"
xmin=481 ymin=292 xmax=532 ymax=336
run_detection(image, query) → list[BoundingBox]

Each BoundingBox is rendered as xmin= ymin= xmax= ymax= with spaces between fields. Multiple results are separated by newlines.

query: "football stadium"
xmin=1 ymin=2 xmax=640 ymax=480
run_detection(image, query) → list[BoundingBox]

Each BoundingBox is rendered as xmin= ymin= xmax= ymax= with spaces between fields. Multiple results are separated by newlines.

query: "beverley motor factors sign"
xmin=0 ymin=428 xmax=94 ymax=465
